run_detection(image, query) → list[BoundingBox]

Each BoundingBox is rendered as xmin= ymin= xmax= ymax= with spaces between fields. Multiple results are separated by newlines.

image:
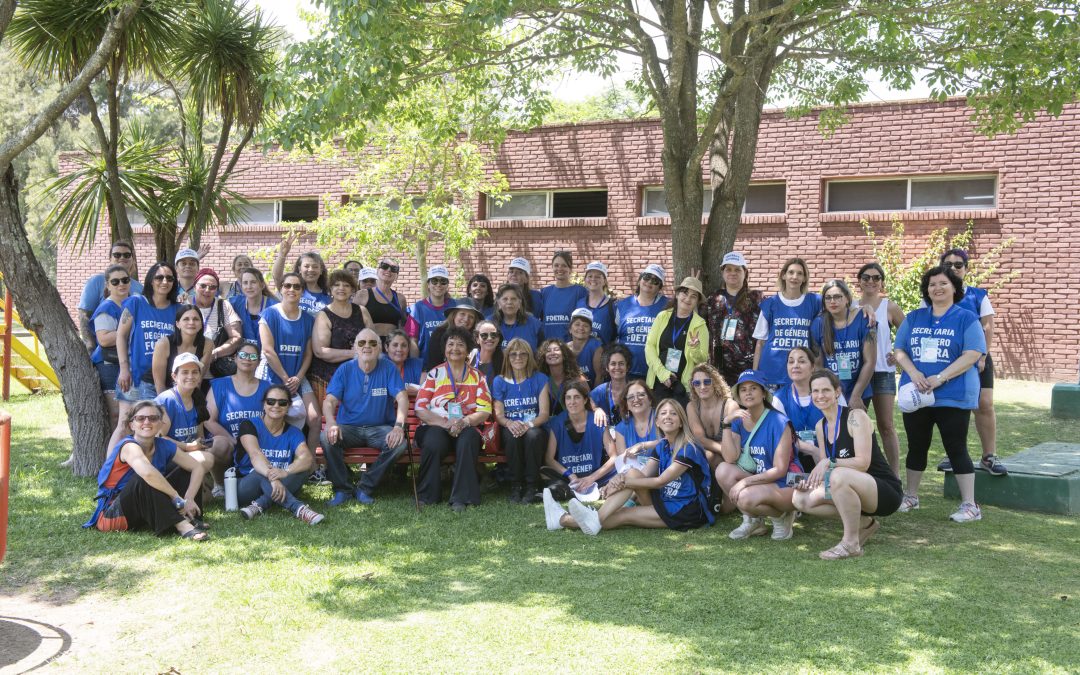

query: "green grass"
xmin=2 ymin=382 xmax=1078 ymax=672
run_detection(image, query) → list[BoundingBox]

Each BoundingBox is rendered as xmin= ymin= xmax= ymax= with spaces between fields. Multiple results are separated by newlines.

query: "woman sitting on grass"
xmin=544 ymin=398 xmax=713 ymax=534
xmin=542 ymin=381 xmax=612 ymax=498
xmin=83 ymin=400 xmax=209 ymax=541
xmin=792 ymin=369 xmax=903 ymax=560
xmin=235 ymin=384 xmax=324 ymax=525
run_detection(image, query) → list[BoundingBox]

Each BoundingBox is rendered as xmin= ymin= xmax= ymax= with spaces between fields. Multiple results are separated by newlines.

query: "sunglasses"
xmin=508 ymin=351 xmax=529 ymax=358
xmin=132 ymin=414 xmax=161 ymax=424
xmin=153 ymin=274 xmax=175 ymax=283
xmin=379 ymin=262 xmax=400 ymax=274
xmin=111 ymin=251 xmax=133 ymax=260
xmin=281 ymin=282 xmax=303 ymax=291
xmin=641 ymin=274 xmax=661 ymax=285
xmin=429 ymin=278 xmax=449 ymax=285
xmin=691 ymin=378 xmax=713 ymax=388
xmin=626 ymin=392 xmax=648 ymax=401
xmin=944 ymin=261 xmax=966 ymax=270
xmin=478 ymin=332 xmax=499 ymax=341
xmin=265 ymin=397 xmax=291 ymax=408
xmin=355 ymin=339 xmax=381 ymax=348
xmin=197 ymin=283 xmax=219 ymax=291
xmin=860 ymin=274 xmax=883 ymax=282
xmin=108 ymin=276 xmax=131 ymax=286
xmin=236 ymin=351 xmax=260 ymax=361
xmin=823 ymin=294 xmax=846 ymax=302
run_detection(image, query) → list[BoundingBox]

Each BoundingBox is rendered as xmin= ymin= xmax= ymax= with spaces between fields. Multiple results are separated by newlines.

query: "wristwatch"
xmin=394 ymin=422 xmax=405 ymax=428
xmin=172 ymin=496 xmax=186 ymax=510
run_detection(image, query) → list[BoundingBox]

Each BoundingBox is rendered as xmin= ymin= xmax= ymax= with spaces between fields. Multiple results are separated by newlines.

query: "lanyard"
xmin=631 ymin=410 xmax=655 ymax=444
xmin=472 ymin=352 xmax=481 ymax=368
xmin=670 ymin=313 xmax=692 ymax=345
xmin=788 ymin=385 xmax=815 ymax=431
xmin=375 ymin=286 xmax=400 ymax=313
xmin=824 ymin=407 xmax=844 ymax=461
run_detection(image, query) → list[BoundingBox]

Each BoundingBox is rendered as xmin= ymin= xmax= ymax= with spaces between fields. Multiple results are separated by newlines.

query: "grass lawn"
xmin=1 ymin=380 xmax=1077 ymax=673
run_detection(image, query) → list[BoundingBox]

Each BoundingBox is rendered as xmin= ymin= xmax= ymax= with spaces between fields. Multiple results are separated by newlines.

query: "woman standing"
xmin=406 ymin=265 xmax=455 ymax=362
xmin=229 ymin=268 xmax=279 ymax=349
xmin=272 ymin=231 xmax=331 ymax=317
xmin=415 ymin=327 xmax=494 ymax=511
xmin=469 ymin=320 xmax=504 ymax=388
xmin=893 ymin=266 xmax=986 ymax=522
xmin=89 ymin=264 xmax=132 ymax=431
xmin=235 ymin=384 xmax=324 ymax=525
xmin=566 ymin=308 xmax=604 ymax=386
xmin=466 ymin=273 xmax=496 ymax=320
xmin=226 ymin=254 xmax=254 ymax=298
xmin=590 ymin=343 xmax=632 ymax=428
xmin=792 ymin=369 xmax=903 ymax=559
xmin=753 ymin=257 xmax=821 ymax=388
xmin=354 ymin=257 xmax=408 ymax=338
xmin=541 ymin=250 xmax=587 ymax=339
xmin=716 ymin=370 xmax=801 ymax=540
xmin=310 ymin=269 xmax=373 ymax=406
xmin=575 ymin=261 xmax=617 ymax=345
xmin=190 ymin=268 xmax=243 ymax=377
xmin=546 ymin=398 xmax=713 ymax=534
xmin=506 ymin=257 xmax=544 ymax=320
xmin=538 ymin=338 xmax=586 ymax=416
xmin=616 ymin=264 xmax=669 ymax=380
xmin=854 ymin=262 xmax=905 ymax=473
xmin=493 ymin=283 xmax=544 ymax=351
xmin=149 ymin=305 xmax=213 ymax=394
xmin=493 ymin=338 xmax=552 ymax=504
xmin=385 ymin=329 xmax=425 ymax=393
xmin=686 ymin=364 xmax=740 ymax=470
xmin=644 ymin=277 xmax=709 ymax=406
xmin=706 ymin=252 xmax=763 ymax=386
xmin=810 ymin=279 xmax=875 ymax=408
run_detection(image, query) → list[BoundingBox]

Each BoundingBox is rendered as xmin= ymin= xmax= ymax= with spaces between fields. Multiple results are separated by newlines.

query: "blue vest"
xmin=83 ymin=436 xmax=177 ymax=528
xmin=410 ymin=298 xmax=455 ymax=359
xmin=155 ymin=388 xmax=202 ymax=443
xmin=810 ymin=312 xmax=873 ymax=401
xmin=895 ymin=305 xmax=986 ymax=409
xmin=616 ymin=295 xmax=668 ymax=377
xmin=259 ymin=304 xmax=314 ymax=384
xmin=649 ymin=439 xmax=713 ymax=523
xmin=773 ymin=384 xmax=825 ymax=437
xmin=89 ymin=298 xmax=124 ymax=364
xmin=210 ymin=376 xmax=269 ymax=438
xmin=229 ymin=294 xmax=279 ymax=348
xmin=577 ymin=295 xmax=617 ymax=345
xmin=541 ymin=284 xmax=587 ymax=340
xmin=733 ymin=410 xmax=800 ymax=486
xmin=757 ymin=293 xmax=822 ymax=386
xmin=574 ymin=337 xmax=603 ymax=385
xmin=493 ymin=372 xmax=548 ymax=422
xmin=123 ymin=295 xmax=180 ymax=384
xmin=234 ymin=417 xmax=305 ymax=476
xmin=589 ymin=382 xmax=623 ymax=426
xmin=499 ymin=315 xmax=544 ymax=351
xmin=549 ymin=412 xmax=610 ymax=482
xmin=299 ymin=288 xmax=331 ymax=318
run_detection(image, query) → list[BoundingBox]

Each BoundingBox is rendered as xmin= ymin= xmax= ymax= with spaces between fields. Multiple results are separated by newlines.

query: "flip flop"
xmin=188 ymin=516 xmax=210 ymax=531
xmin=181 ymin=527 xmax=210 ymax=542
xmin=859 ymin=518 xmax=880 ymax=545
xmin=819 ymin=541 xmax=863 ymax=560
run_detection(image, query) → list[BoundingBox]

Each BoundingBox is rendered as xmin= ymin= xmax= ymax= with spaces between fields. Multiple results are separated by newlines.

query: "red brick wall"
xmin=54 ymin=98 xmax=1080 ymax=381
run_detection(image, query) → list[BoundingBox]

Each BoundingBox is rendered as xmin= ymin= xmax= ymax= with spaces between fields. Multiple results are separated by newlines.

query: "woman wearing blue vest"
xmin=547 ymin=398 xmax=713 ymax=534
xmin=542 ymin=381 xmax=612 ymax=497
xmin=84 ymin=400 xmax=209 ymax=541
xmin=616 ymin=263 xmax=669 ymax=379
xmin=149 ymin=305 xmax=213 ymax=394
xmin=576 ymin=261 xmax=617 ymax=344
xmin=90 ymin=264 xmax=132 ymax=432
xmin=229 ymin=267 xmax=279 ymax=349
xmin=493 ymin=338 xmax=552 ymax=504
xmin=155 ymin=353 xmax=220 ymax=476
xmin=607 ymin=380 xmax=660 ymax=478
xmin=810 ymin=279 xmax=875 ymax=408
xmin=644 ymin=276 xmax=709 ymax=406
xmin=539 ymin=338 xmax=587 ymax=417
xmin=566 ymin=308 xmax=603 ymax=386
xmin=385 ymin=329 xmax=425 ymax=394
xmin=590 ymin=343 xmax=632 ymax=428
xmin=894 ymin=265 xmax=987 ymax=523
xmin=753 ymin=257 xmax=821 ymax=388
xmin=405 ymin=265 xmax=456 ymax=361
xmin=771 ymin=346 xmax=837 ymax=471
xmin=466 ymin=274 xmax=496 ymax=320
xmin=272 ymin=231 xmax=331 ymax=318
xmin=206 ymin=342 xmax=270 ymax=456
xmin=493 ymin=283 xmax=544 ymax=351
xmin=235 ymin=384 xmax=324 ymax=524
xmin=506 ymin=257 xmax=544 ymax=320
xmin=541 ymin=250 xmax=587 ymax=339
xmin=716 ymin=369 xmax=801 ymax=540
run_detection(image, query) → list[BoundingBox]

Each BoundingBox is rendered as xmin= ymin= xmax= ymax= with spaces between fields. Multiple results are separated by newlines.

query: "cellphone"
xmin=785 ymin=471 xmax=809 ymax=487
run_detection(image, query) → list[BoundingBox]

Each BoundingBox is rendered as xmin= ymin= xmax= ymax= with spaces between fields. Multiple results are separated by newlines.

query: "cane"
xmin=406 ymin=422 xmax=420 ymax=513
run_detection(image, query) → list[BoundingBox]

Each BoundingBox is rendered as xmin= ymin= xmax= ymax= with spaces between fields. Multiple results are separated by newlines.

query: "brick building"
xmin=55 ymin=98 xmax=1080 ymax=381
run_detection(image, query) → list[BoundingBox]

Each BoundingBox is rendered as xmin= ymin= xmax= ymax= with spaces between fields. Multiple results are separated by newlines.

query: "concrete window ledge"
xmin=634 ymin=214 xmax=787 ymax=227
xmin=474 ymin=217 xmax=609 ymax=229
xmin=819 ymin=209 xmax=998 ymax=223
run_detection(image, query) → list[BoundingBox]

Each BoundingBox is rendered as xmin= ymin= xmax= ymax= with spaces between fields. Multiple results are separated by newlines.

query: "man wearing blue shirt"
xmin=77 ymin=241 xmax=143 ymax=351
xmin=321 ymin=328 xmax=410 ymax=506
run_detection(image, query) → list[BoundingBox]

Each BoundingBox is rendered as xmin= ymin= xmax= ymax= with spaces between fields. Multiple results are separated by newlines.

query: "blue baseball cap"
xmin=734 ymin=369 xmax=772 ymax=402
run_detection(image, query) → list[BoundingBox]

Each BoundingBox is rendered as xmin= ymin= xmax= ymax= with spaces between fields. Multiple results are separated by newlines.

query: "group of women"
xmin=82 ymin=242 xmax=997 ymax=559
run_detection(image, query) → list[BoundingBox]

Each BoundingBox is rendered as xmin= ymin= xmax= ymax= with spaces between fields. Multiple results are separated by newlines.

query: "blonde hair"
xmin=500 ymin=338 xmax=538 ymax=379
xmin=776 ymin=257 xmax=810 ymax=295
xmin=688 ymin=363 xmax=732 ymax=404
xmin=655 ymin=399 xmax=699 ymax=458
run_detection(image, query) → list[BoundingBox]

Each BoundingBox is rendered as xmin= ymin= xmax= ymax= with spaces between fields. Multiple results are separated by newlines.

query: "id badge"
xmin=919 ymin=338 xmax=940 ymax=364
xmin=837 ymin=353 xmax=853 ymax=380
xmin=721 ymin=317 xmax=738 ymax=341
xmin=448 ymin=402 xmax=464 ymax=420
xmin=797 ymin=429 xmax=816 ymax=443
xmin=664 ymin=348 xmax=683 ymax=371
xmin=522 ymin=411 xmax=537 ymax=424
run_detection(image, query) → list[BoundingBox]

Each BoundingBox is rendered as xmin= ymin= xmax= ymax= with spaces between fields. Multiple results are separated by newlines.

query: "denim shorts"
xmin=95 ymin=361 xmax=120 ymax=394
xmin=871 ymin=370 xmax=897 ymax=395
xmin=115 ymin=379 xmax=157 ymax=403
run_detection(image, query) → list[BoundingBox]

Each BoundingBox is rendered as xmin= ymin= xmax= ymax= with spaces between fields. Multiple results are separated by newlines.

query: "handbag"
xmin=737 ymin=409 xmax=770 ymax=473
xmin=209 ymin=299 xmax=237 ymax=378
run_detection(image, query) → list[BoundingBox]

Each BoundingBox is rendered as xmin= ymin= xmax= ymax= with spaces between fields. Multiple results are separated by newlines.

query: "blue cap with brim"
xmin=734 ymin=369 xmax=772 ymax=403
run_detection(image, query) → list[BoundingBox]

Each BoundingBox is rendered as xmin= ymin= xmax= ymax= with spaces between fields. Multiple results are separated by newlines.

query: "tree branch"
xmin=0 ymin=0 xmax=16 ymax=46
xmin=0 ymin=0 xmax=145 ymax=170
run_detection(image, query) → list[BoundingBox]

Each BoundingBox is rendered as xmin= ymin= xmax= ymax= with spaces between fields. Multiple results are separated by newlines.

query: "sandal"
xmin=181 ymin=527 xmax=210 ymax=542
xmin=859 ymin=518 xmax=880 ymax=546
xmin=819 ymin=541 xmax=863 ymax=560
xmin=187 ymin=516 xmax=210 ymax=531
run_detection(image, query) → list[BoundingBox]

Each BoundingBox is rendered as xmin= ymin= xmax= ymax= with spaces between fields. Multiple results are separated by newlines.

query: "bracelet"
xmin=562 ymin=469 xmax=572 ymax=479
xmin=172 ymin=496 xmax=186 ymax=510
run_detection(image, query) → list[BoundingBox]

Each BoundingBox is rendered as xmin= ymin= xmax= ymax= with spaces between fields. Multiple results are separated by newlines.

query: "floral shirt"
xmin=706 ymin=289 xmax=764 ymax=386
xmin=416 ymin=362 xmax=493 ymax=420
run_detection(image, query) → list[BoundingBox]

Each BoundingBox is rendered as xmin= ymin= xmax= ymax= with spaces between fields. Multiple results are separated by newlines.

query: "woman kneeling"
xmin=792 ymin=370 xmax=903 ymax=559
xmin=545 ymin=399 xmax=713 ymax=534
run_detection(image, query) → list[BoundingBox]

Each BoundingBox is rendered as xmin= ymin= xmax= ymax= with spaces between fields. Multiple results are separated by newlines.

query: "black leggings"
xmin=118 ymin=467 xmax=202 ymax=535
xmin=902 ymin=406 xmax=974 ymax=474
xmin=501 ymin=426 xmax=547 ymax=488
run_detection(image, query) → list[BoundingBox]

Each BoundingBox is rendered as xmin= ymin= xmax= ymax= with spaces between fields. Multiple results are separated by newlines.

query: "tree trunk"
xmin=0 ymin=165 xmax=110 ymax=476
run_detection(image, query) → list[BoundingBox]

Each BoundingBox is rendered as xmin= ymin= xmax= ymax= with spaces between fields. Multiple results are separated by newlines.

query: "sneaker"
xmin=308 ymin=467 xmax=330 ymax=486
xmin=543 ymin=488 xmax=566 ymax=531
xmin=898 ymin=494 xmax=920 ymax=513
xmin=949 ymin=502 xmax=982 ymax=523
xmin=327 ymin=490 xmax=352 ymax=507
xmin=211 ymin=483 xmax=226 ymax=499
xmin=771 ymin=511 xmax=797 ymax=540
xmin=728 ymin=515 xmax=768 ymax=540
xmin=240 ymin=501 xmax=264 ymax=520
xmin=354 ymin=489 xmax=375 ymax=505
xmin=568 ymin=498 xmax=601 ymax=536
xmin=295 ymin=504 xmax=325 ymax=525
xmin=521 ymin=486 xmax=541 ymax=505
xmin=936 ymin=457 xmax=952 ymax=472
xmin=508 ymin=485 xmax=523 ymax=504
xmin=980 ymin=454 xmax=1008 ymax=476
xmin=450 ymin=502 xmax=467 ymax=513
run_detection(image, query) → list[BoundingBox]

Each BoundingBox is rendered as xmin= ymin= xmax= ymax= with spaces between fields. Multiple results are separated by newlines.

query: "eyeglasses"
xmin=641 ymin=274 xmax=661 ymax=285
xmin=281 ymin=283 xmax=303 ymax=291
xmin=108 ymin=276 xmax=131 ymax=286
xmin=944 ymin=261 xmax=966 ymax=270
xmin=478 ymin=332 xmax=499 ymax=341
xmin=379 ymin=262 xmax=400 ymax=274
xmin=823 ymin=294 xmax=846 ymax=302
xmin=626 ymin=392 xmax=648 ymax=401
xmin=197 ymin=283 xmax=219 ymax=291
xmin=691 ymin=378 xmax=713 ymax=388
xmin=429 ymin=278 xmax=449 ymax=286
xmin=355 ymin=339 xmax=381 ymax=348
xmin=132 ymin=414 xmax=161 ymax=424
xmin=236 ymin=351 xmax=260 ymax=361
xmin=265 ymin=397 xmax=291 ymax=408
xmin=111 ymin=251 xmax=132 ymax=260
xmin=860 ymin=274 xmax=883 ymax=282
xmin=508 ymin=351 xmax=528 ymax=358
xmin=153 ymin=274 xmax=175 ymax=283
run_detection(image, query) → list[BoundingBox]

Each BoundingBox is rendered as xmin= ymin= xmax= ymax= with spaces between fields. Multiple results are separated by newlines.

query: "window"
xmin=125 ymin=206 xmax=189 ymax=226
xmin=825 ymin=175 xmax=996 ymax=212
xmin=230 ymin=199 xmax=320 ymax=225
xmin=280 ymin=199 xmax=319 ymax=222
xmin=642 ymin=183 xmax=786 ymax=216
xmin=487 ymin=190 xmax=607 ymax=219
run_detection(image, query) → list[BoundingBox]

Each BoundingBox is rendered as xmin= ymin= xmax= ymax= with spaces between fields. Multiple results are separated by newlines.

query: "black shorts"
xmin=651 ymin=491 xmax=710 ymax=531
xmin=980 ymin=353 xmax=994 ymax=390
xmin=864 ymin=477 xmax=903 ymax=517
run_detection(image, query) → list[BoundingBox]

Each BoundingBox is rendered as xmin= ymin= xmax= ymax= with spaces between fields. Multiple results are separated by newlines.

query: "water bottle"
xmin=224 ymin=467 xmax=238 ymax=512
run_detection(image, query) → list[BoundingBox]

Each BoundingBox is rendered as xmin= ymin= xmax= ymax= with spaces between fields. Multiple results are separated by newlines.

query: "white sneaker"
xmin=898 ymin=494 xmax=920 ymax=513
xmin=949 ymin=502 xmax=982 ymax=523
xmin=728 ymin=515 xmax=768 ymax=540
xmin=543 ymin=488 xmax=567 ymax=531
xmin=240 ymin=501 xmax=263 ymax=520
xmin=568 ymin=498 xmax=602 ymax=536
xmin=295 ymin=504 xmax=325 ymax=525
xmin=211 ymin=484 xmax=226 ymax=499
xmin=771 ymin=511 xmax=797 ymax=540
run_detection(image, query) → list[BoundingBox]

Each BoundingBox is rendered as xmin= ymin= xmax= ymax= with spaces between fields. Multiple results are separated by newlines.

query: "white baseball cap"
xmin=640 ymin=264 xmax=666 ymax=284
xmin=172 ymin=352 xmax=202 ymax=373
xmin=427 ymin=265 xmax=450 ymax=281
xmin=508 ymin=257 xmax=532 ymax=276
xmin=722 ymin=251 xmax=747 ymax=268
xmin=897 ymin=381 xmax=936 ymax=413
xmin=174 ymin=248 xmax=199 ymax=264
xmin=359 ymin=267 xmax=377 ymax=281
xmin=570 ymin=307 xmax=594 ymax=323
xmin=584 ymin=261 xmax=608 ymax=277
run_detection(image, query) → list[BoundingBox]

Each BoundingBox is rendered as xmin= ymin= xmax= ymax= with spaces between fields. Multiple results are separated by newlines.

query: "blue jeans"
xmin=320 ymin=424 xmax=407 ymax=495
xmin=237 ymin=470 xmax=309 ymax=513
